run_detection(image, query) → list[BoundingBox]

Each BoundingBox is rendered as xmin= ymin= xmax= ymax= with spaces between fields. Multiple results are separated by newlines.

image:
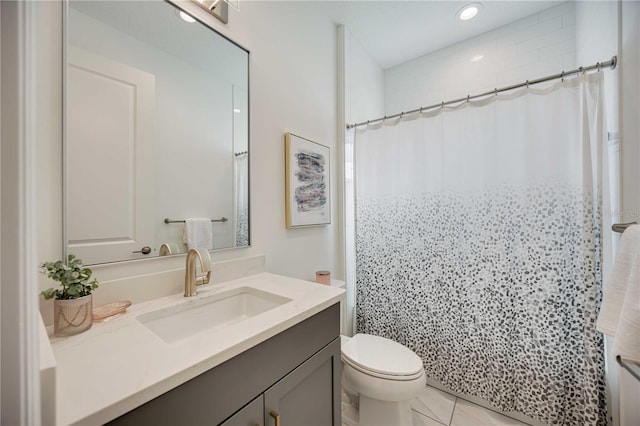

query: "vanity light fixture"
xmin=178 ymin=11 xmax=196 ymax=23
xmin=193 ymin=0 xmax=228 ymax=24
xmin=458 ymin=3 xmax=482 ymax=21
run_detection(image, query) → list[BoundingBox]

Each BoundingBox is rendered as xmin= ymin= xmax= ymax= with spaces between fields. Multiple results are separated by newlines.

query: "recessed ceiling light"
xmin=233 ymin=109 xmax=241 ymax=113
xmin=470 ymin=54 xmax=484 ymax=63
xmin=458 ymin=3 xmax=482 ymax=21
xmin=178 ymin=11 xmax=196 ymax=23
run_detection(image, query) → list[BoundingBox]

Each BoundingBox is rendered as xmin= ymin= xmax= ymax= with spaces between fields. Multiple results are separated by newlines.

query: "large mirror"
xmin=65 ymin=0 xmax=250 ymax=265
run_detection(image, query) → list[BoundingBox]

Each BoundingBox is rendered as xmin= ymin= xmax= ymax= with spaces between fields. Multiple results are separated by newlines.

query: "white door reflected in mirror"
xmin=66 ymin=1 xmax=250 ymax=265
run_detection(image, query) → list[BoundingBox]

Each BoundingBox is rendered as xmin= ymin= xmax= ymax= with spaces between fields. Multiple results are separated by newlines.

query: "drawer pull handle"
xmin=270 ymin=410 xmax=281 ymax=426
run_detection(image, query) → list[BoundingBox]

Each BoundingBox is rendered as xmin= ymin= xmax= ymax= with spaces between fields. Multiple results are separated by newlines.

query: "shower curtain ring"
xmin=579 ymin=66 xmax=584 ymax=75
xmin=526 ymin=80 xmax=529 ymax=88
xmin=494 ymin=88 xmax=498 ymax=96
xmin=466 ymin=95 xmax=470 ymax=103
xmin=561 ymin=71 xmax=565 ymax=82
xmin=597 ymin=62 xmax=601 ymax=72
xmin=441 ymin=101 xmax=444 ymax=109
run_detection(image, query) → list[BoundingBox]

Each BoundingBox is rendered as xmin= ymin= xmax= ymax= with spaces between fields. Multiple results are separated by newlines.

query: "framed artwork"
xmin=285 ymin=133 xmax=331 ymax=228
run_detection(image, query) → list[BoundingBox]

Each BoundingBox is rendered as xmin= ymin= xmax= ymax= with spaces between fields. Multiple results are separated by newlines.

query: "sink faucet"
xmin=184 ymin=248 xmax=212 ymax=297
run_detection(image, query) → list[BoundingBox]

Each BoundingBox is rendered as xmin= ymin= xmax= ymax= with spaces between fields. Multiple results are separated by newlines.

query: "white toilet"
xmin=341 ymin=333 xmax=426 ymax=426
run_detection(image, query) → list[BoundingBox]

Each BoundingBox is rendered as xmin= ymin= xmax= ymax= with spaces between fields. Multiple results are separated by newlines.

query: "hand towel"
xmin=182 ymin=218 xmax=213 ymax=251
xmin=597 ymin=224 xmax=640 ymax=363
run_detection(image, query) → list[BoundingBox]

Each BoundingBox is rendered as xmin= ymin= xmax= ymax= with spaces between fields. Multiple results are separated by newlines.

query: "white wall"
xmin=619 ymin=1 xmax=640 ymax=425
xmin=621 ymin=0 xmax=640 ymax=226
xmin=385 ymin=2 xmax=577 ymax=115
xmin=208 ymin=0 xmax=341 ymax=281
xmin=37 ymin=1 xmax=343 ymax=322
xmin=341 ymin=27 xmax=384 ymax=336
xmin=2 ymin=1 xmax=44 ymax=423
xmin=344 ymin=30 xmax=385 ymax=125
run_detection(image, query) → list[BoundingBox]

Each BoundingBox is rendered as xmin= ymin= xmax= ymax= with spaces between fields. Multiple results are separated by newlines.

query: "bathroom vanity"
xmin=109 ymin=305 xmax=340 ymax=425
xmin=47 ymin=273 xmax=344 ymax=425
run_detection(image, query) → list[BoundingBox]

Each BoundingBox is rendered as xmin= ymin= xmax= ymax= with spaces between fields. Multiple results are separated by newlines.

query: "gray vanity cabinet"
xmin=264 ymin=339 xmax=340 ymax=426
xmin=220 ymin=396 xmax=263 ymax=426
xmin=221 ymin=338 xmax=341 ymax=426
xmin=108 ymin=303 xmax=341 ymax=426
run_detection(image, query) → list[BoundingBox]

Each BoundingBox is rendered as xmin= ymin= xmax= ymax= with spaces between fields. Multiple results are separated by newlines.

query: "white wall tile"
xmin=515 ymin=25 xmax=574 ymax=55
xmin=538 ymin=0 xmax=574 ymax=22
xmin=385 ymin=3 xmax=578 ymax=114
xmin=539 ymin=37 xmax=577 ymax=60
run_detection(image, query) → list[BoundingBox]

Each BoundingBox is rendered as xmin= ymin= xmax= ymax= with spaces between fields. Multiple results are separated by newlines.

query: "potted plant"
xmin=40 ymin=254 xmax=99 ymax=337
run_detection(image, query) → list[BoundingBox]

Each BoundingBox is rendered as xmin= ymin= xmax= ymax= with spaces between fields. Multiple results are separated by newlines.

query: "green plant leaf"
xmin=39 ymin=254 xmax=99 ymax=300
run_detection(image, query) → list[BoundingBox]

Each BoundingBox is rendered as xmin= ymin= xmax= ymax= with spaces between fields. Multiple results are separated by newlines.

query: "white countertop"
xmin=49 ymin=272 xmax=345 ymax=425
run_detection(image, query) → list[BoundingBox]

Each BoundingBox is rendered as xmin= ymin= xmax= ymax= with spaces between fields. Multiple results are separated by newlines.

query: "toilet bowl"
xmin=341 ymin=334 xmax=426 ymax=426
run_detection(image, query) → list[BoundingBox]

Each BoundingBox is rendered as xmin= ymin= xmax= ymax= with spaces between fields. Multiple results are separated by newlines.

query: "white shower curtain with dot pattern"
xmin=234 ymin=154 xmax=249 ymax=247
xmin=354 ymin=73 xmax=610 ymax=425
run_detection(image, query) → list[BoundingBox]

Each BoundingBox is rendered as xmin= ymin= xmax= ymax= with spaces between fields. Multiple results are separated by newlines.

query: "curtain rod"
xmin=346 ymin=56 xmax=617 ymax=130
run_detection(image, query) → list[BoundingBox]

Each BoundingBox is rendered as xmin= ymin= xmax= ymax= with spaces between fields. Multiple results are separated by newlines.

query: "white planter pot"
xmin=54 ymin=294 xmax=93 ymax=337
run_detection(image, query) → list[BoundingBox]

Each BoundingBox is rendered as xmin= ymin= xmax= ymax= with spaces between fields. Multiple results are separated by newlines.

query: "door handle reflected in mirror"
xmin=132 ymin=246 xmax=152 ymax=255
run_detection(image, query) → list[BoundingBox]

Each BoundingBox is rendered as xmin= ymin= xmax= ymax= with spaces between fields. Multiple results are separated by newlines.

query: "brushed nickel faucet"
xmin=184 ymin=248 xmax=211 ymax=297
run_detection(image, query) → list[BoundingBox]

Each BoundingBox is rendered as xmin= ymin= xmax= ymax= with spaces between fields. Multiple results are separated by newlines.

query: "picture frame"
xmin=285 ymin=133 xmax=331 ymax=228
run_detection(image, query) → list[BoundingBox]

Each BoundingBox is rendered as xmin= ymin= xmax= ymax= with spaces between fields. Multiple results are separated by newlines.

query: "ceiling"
xmin=312 ymin=0 xmax=566 ymax=69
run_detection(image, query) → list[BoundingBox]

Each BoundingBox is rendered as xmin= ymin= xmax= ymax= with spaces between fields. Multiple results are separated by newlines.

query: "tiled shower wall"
xmin=384 ymin=2 xmax=577 ymax=115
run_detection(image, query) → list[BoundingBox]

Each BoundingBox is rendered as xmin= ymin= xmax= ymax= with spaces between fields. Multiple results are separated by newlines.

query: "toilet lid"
xmin=341 ymin=334 xmax=424 ymax=378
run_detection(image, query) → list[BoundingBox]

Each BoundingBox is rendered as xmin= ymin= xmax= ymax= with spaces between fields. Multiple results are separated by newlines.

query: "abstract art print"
xmin=285 ymin=133 xmax=331 ymax=228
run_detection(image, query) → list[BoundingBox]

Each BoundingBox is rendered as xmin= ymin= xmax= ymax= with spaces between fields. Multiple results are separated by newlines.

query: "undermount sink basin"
xmin=137 ymin=286 xmax=291 ymax=343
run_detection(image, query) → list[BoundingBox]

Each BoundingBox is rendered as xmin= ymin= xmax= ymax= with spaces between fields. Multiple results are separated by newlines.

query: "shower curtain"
xmin=354 ymin=73 xmax=609 ymax=425
xmin=234 ymin=154 xmax=249 ymax=246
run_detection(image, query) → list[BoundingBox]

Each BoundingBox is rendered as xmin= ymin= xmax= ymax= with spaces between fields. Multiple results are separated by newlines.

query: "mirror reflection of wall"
xmin=66 ymin=1 xmax=249 ymax=265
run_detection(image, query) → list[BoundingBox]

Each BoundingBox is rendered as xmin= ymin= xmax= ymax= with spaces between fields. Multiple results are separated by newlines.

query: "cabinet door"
xmin=220 ymin=395 xmax=263 ymax=426
xmin=264 ymin=338 xmax=341 ymax=426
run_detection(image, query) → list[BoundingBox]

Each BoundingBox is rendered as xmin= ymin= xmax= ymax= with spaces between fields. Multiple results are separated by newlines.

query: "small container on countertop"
xmin=315 ymin=270 xmax=331 ymax=285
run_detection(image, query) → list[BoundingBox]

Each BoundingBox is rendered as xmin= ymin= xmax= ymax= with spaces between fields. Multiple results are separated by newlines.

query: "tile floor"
xmin=344 ymin=385 xmax=530 ymax=426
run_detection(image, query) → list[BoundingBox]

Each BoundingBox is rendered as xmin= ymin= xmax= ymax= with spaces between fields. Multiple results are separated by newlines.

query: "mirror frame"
xmin=62 ymin=0 xmax=251 ymax=265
